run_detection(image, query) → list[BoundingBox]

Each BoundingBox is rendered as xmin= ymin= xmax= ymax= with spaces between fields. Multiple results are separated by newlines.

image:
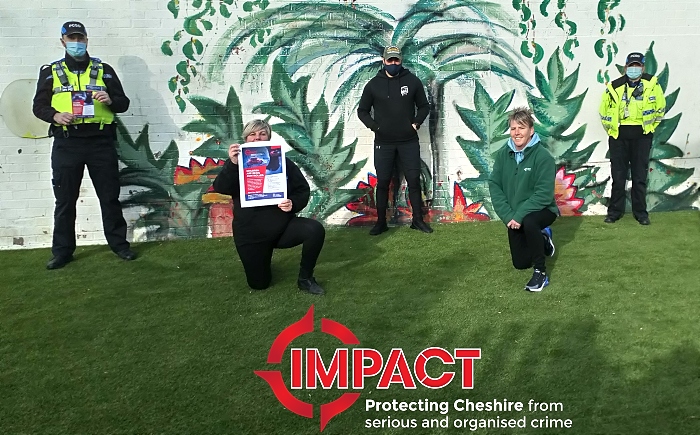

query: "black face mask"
xmin=384 ymin=63 xmax=403 ymax=76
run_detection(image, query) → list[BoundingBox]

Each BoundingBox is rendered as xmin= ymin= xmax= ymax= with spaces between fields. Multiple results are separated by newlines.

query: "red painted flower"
xmin=345 ymin=174 xmax=489 ymax=225
xmin=555 ymin=166 xmax=585 ymax=216
xmin=438 ymin=183 xmax=490 ymax=222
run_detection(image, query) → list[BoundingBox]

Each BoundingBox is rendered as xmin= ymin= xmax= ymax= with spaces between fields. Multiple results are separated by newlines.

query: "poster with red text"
xmin=238 ymin=142 xmax=287 ymax=208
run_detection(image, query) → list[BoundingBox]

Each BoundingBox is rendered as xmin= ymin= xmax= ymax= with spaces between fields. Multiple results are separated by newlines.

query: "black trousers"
xmin=51 ymin=135 xmax=129 ymax=257
xmin=508 ymin=209 xmax=557 ymax=272
xmin=607 ymin=130 xmax=652 ymax=220
xmin=234 ymin=217 xmax=325 ymax=290
xmin=374 ymin=141 xmax=423 ymax=221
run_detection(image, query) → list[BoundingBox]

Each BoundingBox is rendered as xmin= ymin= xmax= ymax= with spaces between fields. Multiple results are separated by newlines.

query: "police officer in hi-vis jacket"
xmin=599 ymin=52 xmax=666 ymax=226
xmin=33 ymin=21 xmax=136 ymax=269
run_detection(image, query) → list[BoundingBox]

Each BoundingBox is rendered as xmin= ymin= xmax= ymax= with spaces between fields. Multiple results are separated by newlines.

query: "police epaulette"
xmin=610 ymin=76 xmax=627 ymax=89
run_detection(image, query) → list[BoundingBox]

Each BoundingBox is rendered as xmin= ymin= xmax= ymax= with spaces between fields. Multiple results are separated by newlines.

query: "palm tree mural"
xmin=254 ymin=61 xmax=368 ymax=221
xmin=207 ymin=0 xmax=529 ymax=208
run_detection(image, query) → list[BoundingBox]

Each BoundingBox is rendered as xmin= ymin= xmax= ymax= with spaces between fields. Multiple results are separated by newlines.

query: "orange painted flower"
xmin=555 ymin=166 xmax=585 ymax=216
xmin=174 ymin=157 xmax=225 ymax=185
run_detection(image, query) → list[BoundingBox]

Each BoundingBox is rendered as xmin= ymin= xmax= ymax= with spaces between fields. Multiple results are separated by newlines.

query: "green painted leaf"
xmin=651 ymin=143 xmax=684 ymax=160
xmin=619 ymin=15 xmax=626 ymax=31
xmin=652 ymin=114 xmax=682 ymax=147
xmin=161 ymin=40 xmax=173 ymax=56
xmin=173 ymin=31 xmax=182 ymax=42
xmin=191 ymin=138 xmax=229 ymax=160
xmin=647 ymin=187 xmax=700 ymax=212
xmin=193 ymin=0 xmax=202 ymax=8
xmin=594 ymin=39 xmax=605 ymax=58
xmin=656 ymin=64 xmax=669 ymax=92
xmin=607 ymin=16 xmax=616 ymax=34
xmin=184 ymin=8 xmax=208 ymax=36
xmin=182 ymin=41 xmax=196 ymax=61
xmin=648 ymin=160 xmax=693 ymax=192
xmin=597 ymin=1 xmax=606 ymax=22
xmin=521 ymin=40 xmax=533 ymax=58
xmin=540 ymin=0 xmax=550 ymax=17
xmin=243 ymin=1 xmax=253 ymax=12
xmin=193 ymin=39 xmax=204 ymax=55
xmin=533 ymin=43 xmax=545 ymax=64
xmin=534 ymin=68 xmax=553 ymax=101
xmin=644 ymin=41 xmax=658 ymax=76
xmin=665 ymin=88 xmax=679 ymax=113
xmin=202 ymin=20 xmax=213 ymax=31
xmin=563 ymin=39 xmax=578 ymax=60
xmin=555 ymin=12 xmax=564 ymax=30
xmin=220 ymin=4 xmax=231 ymax=18
xmin=175 ymin=95 xmax=186 ymax=112
xmin=167 ymin=0 xmax=179 ymax=19
xmin=176 ymin=61 xmax=191 ymax=85
xmin=168 ymin=76 xmax=178 ymax=93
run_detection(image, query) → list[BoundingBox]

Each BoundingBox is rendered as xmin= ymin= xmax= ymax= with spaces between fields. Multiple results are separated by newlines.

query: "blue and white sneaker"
xmin=525 ymin=269 xmax=549 ymax=292
xmin=542 ymin=227 xmax=555 ymax=257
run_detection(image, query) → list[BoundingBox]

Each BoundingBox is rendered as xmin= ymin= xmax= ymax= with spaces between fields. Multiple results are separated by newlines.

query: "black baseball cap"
xmin=626 ymin=52 xmax=644 ymax=66
xmin=61 ymin=21 xmax=87 ymax=36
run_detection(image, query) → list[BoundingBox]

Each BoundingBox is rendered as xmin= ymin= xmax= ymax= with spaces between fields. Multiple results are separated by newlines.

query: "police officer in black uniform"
xmin=33 ymin=21 xmax=136 ymax=269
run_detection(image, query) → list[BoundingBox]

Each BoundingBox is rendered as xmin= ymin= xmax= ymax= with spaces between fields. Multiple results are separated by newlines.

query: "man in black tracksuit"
xmin=33 ymin=21 xmax=136 ymax=270
xmin=357 ymin=45 xmax=432 ymax=235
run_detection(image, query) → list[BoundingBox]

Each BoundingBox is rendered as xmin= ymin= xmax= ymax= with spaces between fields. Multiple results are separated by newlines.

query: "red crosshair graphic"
xmin=255 ymin=305 xmax=361 ymax=431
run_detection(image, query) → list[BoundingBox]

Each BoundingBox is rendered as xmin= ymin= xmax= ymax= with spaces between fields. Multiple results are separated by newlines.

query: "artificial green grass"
xmin=1 ymin=211 xmax=699 ymax=434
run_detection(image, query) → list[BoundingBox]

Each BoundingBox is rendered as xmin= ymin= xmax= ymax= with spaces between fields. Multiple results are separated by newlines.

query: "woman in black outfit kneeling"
xmin=212 ymin=119 xmax=326 ymax=295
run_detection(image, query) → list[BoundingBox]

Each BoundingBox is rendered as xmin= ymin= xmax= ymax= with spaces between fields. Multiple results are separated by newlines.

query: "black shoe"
xmin=524 ymin=269 xmax=549 ymax=292
xmin=604 ymin=216 xmax=619 ymax=223
xmin=297 ymin=277 xmax=325 ymax=295
xmin=46 ymin=255 xmax=73 ymax=270
xmin=410 ymin=219 xmax=433 ymax=233
xmin=637 ymin=217 xmax=650 ymax=225
xmin=369 ymin=221 xmax=388 ymax=236
xmin=116 ymin=249 xmax=137 ymax=261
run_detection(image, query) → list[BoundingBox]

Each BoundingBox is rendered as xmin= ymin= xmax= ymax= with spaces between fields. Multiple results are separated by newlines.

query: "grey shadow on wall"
xmin=116 ymin=55 xmax=179 ymax=155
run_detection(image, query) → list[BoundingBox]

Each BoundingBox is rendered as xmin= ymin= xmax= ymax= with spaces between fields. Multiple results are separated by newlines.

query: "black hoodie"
xmin=357 ymin=67 xmax=429 ymax=144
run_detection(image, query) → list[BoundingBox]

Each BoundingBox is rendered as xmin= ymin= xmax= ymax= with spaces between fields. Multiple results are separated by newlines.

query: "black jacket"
xmin=212 ymin=157 xmax=310 ymax=245
xmin=32 ymin=52 xmax=130 ymax=138
xmin=357 ymin=67 xmax=429 ymax=144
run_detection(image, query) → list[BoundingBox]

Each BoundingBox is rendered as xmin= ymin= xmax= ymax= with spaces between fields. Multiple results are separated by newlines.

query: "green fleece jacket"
xmin=488 ymin=138 xmax=559 ymax=224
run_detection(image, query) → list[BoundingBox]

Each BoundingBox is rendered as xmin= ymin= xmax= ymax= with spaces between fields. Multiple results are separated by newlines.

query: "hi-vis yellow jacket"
xmin=599 ymin=74 xmax=666 ymax=139
xmin=50 ymin=58 xmax=114 ymax=128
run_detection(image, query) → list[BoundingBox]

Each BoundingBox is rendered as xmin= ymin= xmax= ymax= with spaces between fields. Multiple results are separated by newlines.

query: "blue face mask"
xmin=626 ymin=66 xmax=643 ymax=80
xmin=65 ymin=41 xmax=87 ymax=58
xmin=384 ymin=63 xmax=403 ymax=76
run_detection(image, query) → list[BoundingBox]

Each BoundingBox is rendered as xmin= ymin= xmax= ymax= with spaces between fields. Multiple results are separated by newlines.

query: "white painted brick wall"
xmin=1 ymin=0 xmax=699 ymax=250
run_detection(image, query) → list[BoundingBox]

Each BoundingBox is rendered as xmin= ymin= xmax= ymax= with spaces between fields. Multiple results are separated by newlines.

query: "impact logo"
xmin=255 ymin=306 xmax=482 ymax=431
xmin=401 ymin=85 xmax=409 ymax=96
